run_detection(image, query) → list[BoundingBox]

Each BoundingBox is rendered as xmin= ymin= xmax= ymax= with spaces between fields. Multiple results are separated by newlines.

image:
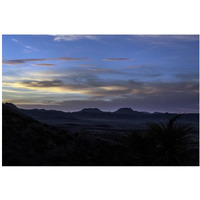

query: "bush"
xmin=128 ymin=116 xmax=195 ymax=166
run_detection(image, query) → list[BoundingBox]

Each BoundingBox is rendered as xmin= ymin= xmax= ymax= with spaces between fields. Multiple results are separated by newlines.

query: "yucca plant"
xmin=147 ymin=115 xmax=193 ymax=166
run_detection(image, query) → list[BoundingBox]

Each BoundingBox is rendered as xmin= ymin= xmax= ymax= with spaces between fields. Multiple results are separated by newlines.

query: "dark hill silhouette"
xmin=3 ymin=103 xmax=52 ymax=165
xmin=70 ymin=108 xmax=112 ymax=121
xmin=4 ymin=102 xmax=71 ymax=121
xmin=4 ymin=102 xmax=18 ymax=110
xmin=114 ymin=107 xmax=139 ymax=115
xmin=80 ymin=108 xmax=103 ymax=113
xmin=2 ymin=103 xmax=131 ymax=166
xmin=20 ymin=108 xmax=76 ymax=121
xmin=3 ymin=102 xmax=38 ymax=123
xmin=3 ymin=103 xmax=77 ymax=122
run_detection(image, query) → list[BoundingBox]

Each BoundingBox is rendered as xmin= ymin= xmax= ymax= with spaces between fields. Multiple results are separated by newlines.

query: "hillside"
xmin=2 ymin=103 xmax=130 ymax=166
xmin=3 ymin=103 xmax=72 ymax=165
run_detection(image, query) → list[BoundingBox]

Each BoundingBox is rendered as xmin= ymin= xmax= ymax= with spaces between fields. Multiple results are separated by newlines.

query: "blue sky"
xmin=2 ymin=35 xmax=199 ymax=113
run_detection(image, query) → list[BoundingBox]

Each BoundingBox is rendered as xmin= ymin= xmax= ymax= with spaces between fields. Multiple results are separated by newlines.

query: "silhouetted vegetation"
xmin=2 ymin=104 xmax=199 ymax=166
xmin=147 ymin=115 xmax=195 ymax=165
xmin=128 ymin=115 xmax=198 ymax=166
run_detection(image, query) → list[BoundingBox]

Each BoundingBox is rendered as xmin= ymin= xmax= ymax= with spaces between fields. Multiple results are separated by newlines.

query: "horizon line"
xmin=3 ymin=102 xmax=199 ymax=114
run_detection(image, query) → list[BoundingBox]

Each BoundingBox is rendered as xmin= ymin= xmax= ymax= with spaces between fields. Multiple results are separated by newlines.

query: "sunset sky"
xmin=2 ymin=35 xmax=199 ymax=113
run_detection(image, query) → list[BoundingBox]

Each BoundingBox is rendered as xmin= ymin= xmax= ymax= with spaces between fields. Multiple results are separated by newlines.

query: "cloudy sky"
xmin=2 ymin=35 xmax=199 ymax=113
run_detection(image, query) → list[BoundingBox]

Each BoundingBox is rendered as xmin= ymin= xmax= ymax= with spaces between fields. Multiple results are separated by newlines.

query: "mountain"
xmin=2 ymin=103 xmax=79 ymax=166
xmin=80 ymin=108 xmax=103 ymax=113
xmin=69 ymin=107 xmax=112 ymax=120
xmin=114 ymin=108 xmax=139 ymax=115
xmin=3 ymin=103 xmax=50 ymax=165
xmin=3 ymin=103 xmax=78 ymax=123
xmin=4 ymin=102 xmax=19 ymax=110
xmin=3 ymin=102 xmax=37 ymax=122
xmin=2 ymin=103 xmax=130 ymax=166
xmin=20 ymin=108 xmax=71 ymax=120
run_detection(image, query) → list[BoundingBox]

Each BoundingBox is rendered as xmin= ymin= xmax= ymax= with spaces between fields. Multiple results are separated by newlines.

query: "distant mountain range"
xmin=3 ymin=103 xmax=199 ymax=123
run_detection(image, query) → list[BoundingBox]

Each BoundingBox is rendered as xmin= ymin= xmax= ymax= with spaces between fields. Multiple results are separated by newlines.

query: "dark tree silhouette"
xmin=147 ymin=115 xmax=194 ymax=165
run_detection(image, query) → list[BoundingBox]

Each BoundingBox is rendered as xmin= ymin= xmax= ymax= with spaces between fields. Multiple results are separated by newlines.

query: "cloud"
xmin=54 ymin=57 xmax=86 ymax=61
xmin=4 ymin=76 xmax=137 ymax=96
xmin=3 ymin=60 xmax=25 ymax=65
xmin=2 ymin=57 xmax=85 ymax=65
xmin=23 ymin=45 xmax=37 ymax=53
xmin=3 ymin=58 xmax=47 ymax=65
xmin=165 ymin=35 xmax=199 ymax=41
xmin=21 ymin=80 xmax=63 ymax=88
xmin=11 ymin=38 xmax=37 ymax=53
xmin=53 ymin=35 xmax=99 ymax=41
xmin=12 ymin=38 xmax=19 ymax=43
xmin=79 ymin=64 xmax=96 ymax=67
xmin=7 ymin=72 xmax=198 ymax=97
xmin=18 ymin=86 xmax=198 ymax=113
xmin=63 ymin=81 xmax=198 ymax=112
xmin=31 ymin=63 xmax=56 ymax=67
xmin=127 ymin=35 xmax=199 ymax=46
xmin=103 ymin=58 xmax=131 ymax=61
xmin=88 ymin=68 xmax=112 ymax=72
xmin=137 ymin=35 xmax=199 ymax=41
xmin=15 ymin=79 xmax=90 ymax=94
xmin=3 ymin=75 xmax=198 ymax=113
xmin=125 ymin=66 xmax=140 ymax=69
xmin=175 ymin=73 xmax=199 ymax=81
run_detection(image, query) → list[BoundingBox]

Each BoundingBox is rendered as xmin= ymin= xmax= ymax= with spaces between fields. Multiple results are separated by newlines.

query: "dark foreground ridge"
xmin=2 ymin=103 xmax=199 ymax=166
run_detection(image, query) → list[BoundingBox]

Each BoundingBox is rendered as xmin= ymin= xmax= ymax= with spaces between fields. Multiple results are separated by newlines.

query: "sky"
xmin=2 ymin=35 xmax=199 ymax=113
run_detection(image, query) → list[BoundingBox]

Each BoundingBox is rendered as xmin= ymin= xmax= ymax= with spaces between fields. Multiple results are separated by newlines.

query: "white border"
xmin=0 ymin=1 xmax=199 ymax=200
